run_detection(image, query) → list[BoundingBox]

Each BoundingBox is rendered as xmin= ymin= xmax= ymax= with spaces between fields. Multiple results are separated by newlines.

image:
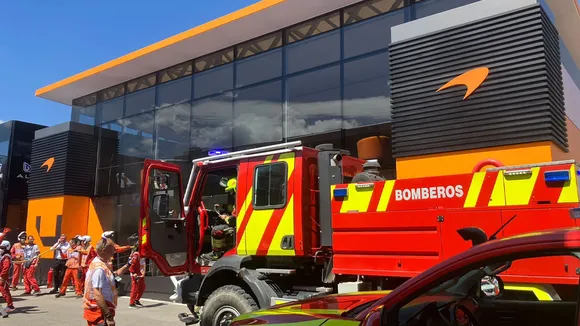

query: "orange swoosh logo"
xmin=437 ymin=67 xmax=489 ymax=100
xmin=41 ymin=157 xmax=55 ymax=172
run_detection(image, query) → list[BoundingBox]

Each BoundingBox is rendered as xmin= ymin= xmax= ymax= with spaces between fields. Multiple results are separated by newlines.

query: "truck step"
xmin=256 ymin=268 xmax=296 ymax=275
xmin=292 ymin=286 xmax=334 ymax=293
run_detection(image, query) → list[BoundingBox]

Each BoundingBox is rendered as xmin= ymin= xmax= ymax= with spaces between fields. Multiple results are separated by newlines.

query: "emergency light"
xmin=333 ymin=188 xmax=348 ymax=198
xmin=208 ymin=149 xmax=229 ymax=156
xmin=544 ymin=170 xmax=570 ymax=182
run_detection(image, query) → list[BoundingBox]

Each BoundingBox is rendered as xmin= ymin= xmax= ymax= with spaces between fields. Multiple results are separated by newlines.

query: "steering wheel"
xmin=449 ymin=304 xmax=479 ymax=326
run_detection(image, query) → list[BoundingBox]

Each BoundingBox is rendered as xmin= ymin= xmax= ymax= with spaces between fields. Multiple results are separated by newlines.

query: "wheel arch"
xmin=196 ymin=255 xmax=278 ymax=308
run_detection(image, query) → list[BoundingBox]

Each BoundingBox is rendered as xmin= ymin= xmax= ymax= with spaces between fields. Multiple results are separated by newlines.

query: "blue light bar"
xmin=208 ymin=149 xmax=230 ymax=156
xmin=333 ymin=188 xmax=348 ymax=198
xmin=544 ymin=170 xmax=571 ymax=182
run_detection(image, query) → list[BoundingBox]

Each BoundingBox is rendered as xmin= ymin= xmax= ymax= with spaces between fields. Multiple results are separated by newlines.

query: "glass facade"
xmin=68 ymin=0 xmax=480 ymax=269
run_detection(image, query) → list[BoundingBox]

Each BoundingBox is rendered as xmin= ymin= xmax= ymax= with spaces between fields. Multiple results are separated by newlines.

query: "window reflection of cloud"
xmin=112 ymin=95 xmax=391 ymax=154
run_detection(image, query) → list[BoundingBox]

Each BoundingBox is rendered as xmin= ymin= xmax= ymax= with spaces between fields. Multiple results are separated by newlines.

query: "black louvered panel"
xmin=389 ymin=4 xmax=566 ymax=158
xmin=28 ymin=131 xmax=97 ymax=198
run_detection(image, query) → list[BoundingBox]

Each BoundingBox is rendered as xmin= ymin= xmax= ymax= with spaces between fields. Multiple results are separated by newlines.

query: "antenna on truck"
xmin=488 ymin=214 xmax=517 ymax=241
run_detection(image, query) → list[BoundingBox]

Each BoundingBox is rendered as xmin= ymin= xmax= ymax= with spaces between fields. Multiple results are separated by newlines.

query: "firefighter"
xmin=0 ymin=240 xmax=14 ymax=313
xmin=9 ymin=232 xmax=26 ymax=290
xmin=22 ymin=235 xmax=41 ymax=296
xmin=201 ymin=177 xmax=237 ymax=261
xmin=56 ymin=236 xmax=83 ymax=298
xmin=128 ymin=241 xmax=146 ymax=308
xmin=79 ymin=235 xmax=97 ymax=291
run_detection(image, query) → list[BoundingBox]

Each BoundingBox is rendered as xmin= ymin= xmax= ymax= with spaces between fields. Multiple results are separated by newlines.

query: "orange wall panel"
xmin=396 ymin=142 xmax=555 ymax=179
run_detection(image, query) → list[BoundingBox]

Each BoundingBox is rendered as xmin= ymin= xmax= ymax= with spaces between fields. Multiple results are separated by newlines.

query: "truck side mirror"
xmin=152 ymin=194 xmax=170 ymax=218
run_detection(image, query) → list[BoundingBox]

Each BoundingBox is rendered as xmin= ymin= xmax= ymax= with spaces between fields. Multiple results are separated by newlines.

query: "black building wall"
xmin=390 ymin=4 xmax=566 ymax=158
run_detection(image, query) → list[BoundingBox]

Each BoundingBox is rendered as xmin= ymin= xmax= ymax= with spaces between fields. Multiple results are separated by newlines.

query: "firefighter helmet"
xmin=221 ymin=177 xmax=237 ymax=193
xmin=0 ymin=240 xmax=10 ymax=250
xmin=18 ymin=231 xmax=27 ymax=240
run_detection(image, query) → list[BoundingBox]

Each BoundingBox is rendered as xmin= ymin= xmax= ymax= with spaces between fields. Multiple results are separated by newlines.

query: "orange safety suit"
xmin=129 ymin=251 xmax=146 ymax=305
xmin=83 ymin=257 xmax=117 ymax=326
xmin=79 ymin=244 xmax=97 ymax=291
xmin=59 ymin=245 xmax=82 ymax=296
xmin=10 ymin=242 xmax=24 ymax=288
xmin=0 ymin=253 xmax=13 ymax=307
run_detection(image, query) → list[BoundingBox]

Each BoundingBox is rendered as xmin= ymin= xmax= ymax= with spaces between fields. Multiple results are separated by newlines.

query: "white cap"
xmin=83 ymin=235 xmax=92 ymax=242
xmin=0 ymin=240 xmax=10 ymax=250
xmin=18 ymin=231 xmax=27 ymax=239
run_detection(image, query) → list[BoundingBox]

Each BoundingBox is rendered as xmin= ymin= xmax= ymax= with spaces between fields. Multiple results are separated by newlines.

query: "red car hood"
xmin=231 ymin=291 xmax=390 ymax=326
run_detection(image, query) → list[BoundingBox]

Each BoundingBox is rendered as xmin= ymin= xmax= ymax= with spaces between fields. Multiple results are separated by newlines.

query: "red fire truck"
xmin=139 ymin=139 xmax=580 ymax=326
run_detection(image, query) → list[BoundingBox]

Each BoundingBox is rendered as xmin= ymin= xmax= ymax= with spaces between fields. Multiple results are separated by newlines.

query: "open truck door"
xmin=140 ymin=159 xmax=191 ymax=275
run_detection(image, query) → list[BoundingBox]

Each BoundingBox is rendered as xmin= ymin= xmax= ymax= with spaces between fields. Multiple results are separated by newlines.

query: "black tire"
xmin=200 ymin=285 xmax=258 ymax=326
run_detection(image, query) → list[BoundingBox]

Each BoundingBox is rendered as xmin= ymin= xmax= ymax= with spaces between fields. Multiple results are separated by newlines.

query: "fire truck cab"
xmin=139 ymin=139 xmax=580 ymax=326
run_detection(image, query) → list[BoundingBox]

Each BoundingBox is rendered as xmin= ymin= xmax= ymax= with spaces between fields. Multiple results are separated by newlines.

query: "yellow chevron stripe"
xmin=558 ymin=165 xmax=579 ymax=203
xmin=504 ymin=167 xmax=540 ymax=206
xmin=268 ymin=196 xmax=295 ymax=256
xmin=339 ymin=183 xmax=374 ymax=213
xmin=488 ymin=171 xmax=506 ymax=207
xmin=264 ymin=155 xmax=274 ymax=164
xmin=464 ymin=172 xmax=486 ymax=208
xmin=236 ymin=186 xmax=254 ymax=255
xmin=377 ymin=181 xmax=395 ymax=211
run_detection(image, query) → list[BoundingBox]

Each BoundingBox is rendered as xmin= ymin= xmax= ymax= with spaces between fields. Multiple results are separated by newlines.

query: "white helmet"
xmin=102 ymin=231 xmax=115 ymax=239
xmin=83 ymin=235 xmax=92 ymax=243
xmin=0 ymin=240 xmax=10 ymax=250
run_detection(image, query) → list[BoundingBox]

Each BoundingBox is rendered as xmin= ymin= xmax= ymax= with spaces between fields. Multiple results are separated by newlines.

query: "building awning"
xmin=35 ymin=0 xmax=362 ymax=106
xmin=35 ymin=0 xmax=580 ymax=106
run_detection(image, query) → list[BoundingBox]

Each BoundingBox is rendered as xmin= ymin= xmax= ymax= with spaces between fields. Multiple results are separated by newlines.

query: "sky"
xmin=0 ymin=0 xmax=260 ymax=127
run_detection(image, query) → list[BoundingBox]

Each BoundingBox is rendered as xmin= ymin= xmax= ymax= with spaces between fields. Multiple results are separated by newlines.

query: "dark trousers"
xmin=53 ymin=259 xmax=67 ymax=291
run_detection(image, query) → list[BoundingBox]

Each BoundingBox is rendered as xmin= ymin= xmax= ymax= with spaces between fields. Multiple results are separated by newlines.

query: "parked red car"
xmin=230 ymin=227 xmax=580 ymax=326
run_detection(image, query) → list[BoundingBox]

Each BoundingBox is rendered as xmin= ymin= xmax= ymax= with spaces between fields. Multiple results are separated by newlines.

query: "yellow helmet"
xmin=220 ymin=177 xmax=237 ymax=193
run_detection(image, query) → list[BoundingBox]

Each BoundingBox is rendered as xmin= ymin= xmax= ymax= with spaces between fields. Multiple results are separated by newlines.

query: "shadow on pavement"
xmin=11 ymin=306 xmax=44 ymax=315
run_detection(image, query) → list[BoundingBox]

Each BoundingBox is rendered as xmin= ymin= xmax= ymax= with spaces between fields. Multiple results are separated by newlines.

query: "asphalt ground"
xmin=1 ymin=287 xmax=193 ymax=325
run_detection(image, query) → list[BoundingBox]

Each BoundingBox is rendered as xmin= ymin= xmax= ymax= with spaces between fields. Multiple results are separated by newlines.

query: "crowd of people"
xmin=0 ymin=229 xmax=148 ymax=325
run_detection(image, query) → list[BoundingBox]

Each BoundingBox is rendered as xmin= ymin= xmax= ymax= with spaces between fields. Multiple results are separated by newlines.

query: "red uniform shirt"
xmin=129 ymin=252 xmax=144 ymax=276
xmin=0 ymin=255 xmax=11 ymax=280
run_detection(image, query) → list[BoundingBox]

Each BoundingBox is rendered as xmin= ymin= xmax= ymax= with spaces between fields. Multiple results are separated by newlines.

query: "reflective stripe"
xmin=504 ymin=284 xmax=559 ymax=301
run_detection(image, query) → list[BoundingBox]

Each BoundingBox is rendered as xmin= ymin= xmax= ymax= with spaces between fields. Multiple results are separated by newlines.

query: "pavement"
xmin=1 ymin=287 xmax=192 ymax=325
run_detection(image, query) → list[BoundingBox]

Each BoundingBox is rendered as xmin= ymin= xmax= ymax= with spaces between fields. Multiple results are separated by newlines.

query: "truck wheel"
xmin=201 ymin=285 xmax=258 ymax=326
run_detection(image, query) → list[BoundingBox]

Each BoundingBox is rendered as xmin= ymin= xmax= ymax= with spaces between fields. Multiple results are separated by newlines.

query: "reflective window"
xmin=72 ymin=105 xmax=96 ymax=125
xmin=414 ymin=0 xmax=480 ymax=19
xmin=157 ymin=77 xmax=192 ymax=109
xmin=343 ymin=52 xmax=391 ymax=127
xmin=99 ymin=97 xmax=124 ymax=123
xmin=234 ymin=81 xmax=283 ymax=148
xmin=287 ymin=11 xmax=340 ymax=43
xmin=191 ymin=94 xmax=233 ymax=150
xmin=286 ymin=65 xmax=341 ymax=138
xmin=343 ymin=0 xmax=405 ymax=25
xmin=235 ymin=49 xmax=282 ymax=88
xmin=254 ymin=163 xmax=287 ymax=209
xmin=120 ymin=113 xmax=154 ymax=160
xmin=98 ymin=124 xmax=121 ymax=168
xmin=125 ymin=87 xmax=155 ymax=117
xmin=344 ymin=10 xmax=404 ymax=59
xmin=193 ymin=64 xmax=234 ymax=99
xmin=156 ymin=103 xmax=191 ymax=160
xmin=286 ymin=30 xmax=341 ymax=74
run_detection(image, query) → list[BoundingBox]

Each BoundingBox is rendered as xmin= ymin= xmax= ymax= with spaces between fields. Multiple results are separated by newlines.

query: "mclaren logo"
xmin=41 ymin=157 xmax=55 ymax=172
xmin=437 ymin=67 xmax=489 ymax=100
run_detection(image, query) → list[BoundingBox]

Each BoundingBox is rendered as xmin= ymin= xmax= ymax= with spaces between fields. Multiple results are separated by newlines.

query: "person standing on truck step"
xmin=9 ymin=232 xmax=26 ymax=290
xmin=0 ymin=240 xmax=15 ymax=313
xmin=22 ymin=235 xmax=41 ymax=296
xmin=83 ymin=237 xmax=133 ymax=326
xmin=49 ymin=234 xmax=70 ymax=294
xmin=56 ymin=236 xmax=83 ymax=298
xmin=79 ymin=235 xmax=97 ymax=291
xmin=128 ymin=243 xmax=146 ymax=308
xmin=201 ymin=177 xmax=238 ymax=262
